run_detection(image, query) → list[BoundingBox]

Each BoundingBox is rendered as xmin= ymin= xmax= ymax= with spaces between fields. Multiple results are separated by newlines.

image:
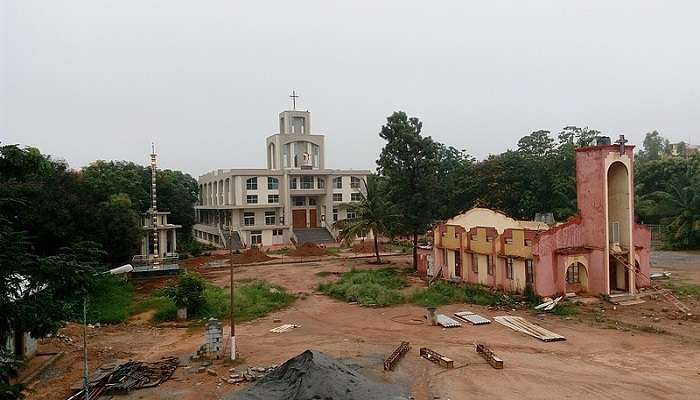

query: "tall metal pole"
xmin=229 ymin=227 xmax=236 ymax=360
xmin=151 ymin=143 xmax=160 ymax=268
xmin=82 ymin=296 xmax=89 ymax=400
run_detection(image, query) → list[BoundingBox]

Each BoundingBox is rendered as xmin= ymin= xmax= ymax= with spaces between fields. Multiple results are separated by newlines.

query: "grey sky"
xmin=2 ymin=0 xmax=699 ymax=176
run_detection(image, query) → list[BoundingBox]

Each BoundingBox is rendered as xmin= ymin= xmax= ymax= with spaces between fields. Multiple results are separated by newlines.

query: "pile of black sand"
xmin=225 ymin=350 xmax=408 ymax=400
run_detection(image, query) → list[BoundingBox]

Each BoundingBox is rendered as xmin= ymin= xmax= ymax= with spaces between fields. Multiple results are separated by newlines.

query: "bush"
xmin=552 ymin=302 xmax=579 ymax=316
xmin=163 ymin=272 xmax=207 ymax=314
xmin=86 ymin=276 xmax=134 ymax=324
xmin=318 ymin=268 xmax=408 ymax=306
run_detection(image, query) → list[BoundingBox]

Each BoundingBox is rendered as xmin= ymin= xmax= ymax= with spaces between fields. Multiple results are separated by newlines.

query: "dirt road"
xmin=25 ymin=252 xmax=700 ymax=400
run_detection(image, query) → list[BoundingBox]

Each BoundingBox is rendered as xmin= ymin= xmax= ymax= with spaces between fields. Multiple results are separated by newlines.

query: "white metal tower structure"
xmin=150 ymin=143 xmax=160 ymax=267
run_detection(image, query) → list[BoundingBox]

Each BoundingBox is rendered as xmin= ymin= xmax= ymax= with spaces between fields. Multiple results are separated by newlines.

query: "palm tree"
xmin=641 ymin=168 xmax=700 ymax=249
xmin=333 ymin=176 xmax=394 ymax=263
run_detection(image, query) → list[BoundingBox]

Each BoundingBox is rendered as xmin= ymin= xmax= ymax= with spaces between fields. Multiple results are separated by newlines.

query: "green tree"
xmin=638 ymin=130 xmax=669 ymax=162
xmin=639 ymin=162 xmax=700 ymax=249
xmin=377 ymin=112 xmax=440 ymax=270
xmin=334 ymin=176 xmax=395 ymax=264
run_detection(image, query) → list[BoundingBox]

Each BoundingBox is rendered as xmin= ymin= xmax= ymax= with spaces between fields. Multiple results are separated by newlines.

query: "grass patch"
xmin=86 ymin=277 xmax=134 ymax=324
xmin=383 ymin=242 xmax=412 ymax=254
xmin=409 ymin=282 xmax=464 ymax=307
xmin=130 ymin=280 xmax=296 ymax=323
xmin=665 ymin=283 xmax=700 ymax=299
xmin=409 ymin=282 xmax=516 ymax=307
xmin=315 ymin=271 xmax=333 ymax=277
xmin=552 ymin=302 xmax=579 ymax=316
xmin=318 ymin=268 xmax=407 ymax=306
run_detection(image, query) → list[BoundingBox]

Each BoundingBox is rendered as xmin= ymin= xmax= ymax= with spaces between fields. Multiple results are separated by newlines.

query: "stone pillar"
xmin=172 ymin=230 xmax=177 ymax=253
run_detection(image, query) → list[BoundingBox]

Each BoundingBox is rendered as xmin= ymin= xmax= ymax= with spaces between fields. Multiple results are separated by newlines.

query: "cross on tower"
xmin=615 ymin=134 xmax=628 ymax=155
xmin=289 ymin=90 xmax=299 ymax=110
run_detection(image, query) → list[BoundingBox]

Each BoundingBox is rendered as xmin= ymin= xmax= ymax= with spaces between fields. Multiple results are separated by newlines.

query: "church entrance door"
xmin=292 ymin=210 xmax=307 ymax=228
xmin=309 ymin=209 xmax=318 ymax=228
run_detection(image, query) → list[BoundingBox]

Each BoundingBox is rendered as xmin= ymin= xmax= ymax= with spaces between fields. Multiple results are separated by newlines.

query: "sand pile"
xmin=226 ymin=350 xmax=407 ymax=400
xmin=234 ymin=247 xmax=273 ymax=264
xmin=288 ymin=243 xmax=325 ymax=257
xmin=351 ymin=241 xmax=383 ymax=253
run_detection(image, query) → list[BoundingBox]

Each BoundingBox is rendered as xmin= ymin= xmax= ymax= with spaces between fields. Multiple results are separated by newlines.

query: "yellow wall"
xmin=477 ymin=254 xmax=488 ymax=284
xmin=441 ymin=225 xmax=462 ymax=250
xmin=503 ymin=230 xmax=532 ymax=259
xmin=471 ymin=228 xmax=493 ymax=254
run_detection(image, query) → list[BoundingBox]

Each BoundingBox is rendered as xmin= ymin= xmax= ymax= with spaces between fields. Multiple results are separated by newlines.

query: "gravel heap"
xmin=225 ymin=350 xmax=408 ymax=400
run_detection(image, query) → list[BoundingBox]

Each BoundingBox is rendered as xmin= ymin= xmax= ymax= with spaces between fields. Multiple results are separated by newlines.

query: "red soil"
xmin=288 ymin=243 xmax=326 ymax=257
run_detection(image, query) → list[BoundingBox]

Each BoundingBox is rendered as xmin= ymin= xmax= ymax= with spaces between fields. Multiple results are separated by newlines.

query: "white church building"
xmin=193 ymin=105 xmax=370 ymax=248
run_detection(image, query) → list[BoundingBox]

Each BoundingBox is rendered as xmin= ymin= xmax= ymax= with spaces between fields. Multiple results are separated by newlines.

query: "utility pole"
xmin=229 ymin=226 xmax=236 ymax=360
xmin=82 ymin=297 xmax=89 ymax=400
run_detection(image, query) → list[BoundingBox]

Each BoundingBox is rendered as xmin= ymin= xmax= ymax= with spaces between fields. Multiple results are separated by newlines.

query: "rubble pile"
xmin=288 ymin=243 xmax=325 ymax=257
xmin=225 ymin=350 xmax=408 ymax=400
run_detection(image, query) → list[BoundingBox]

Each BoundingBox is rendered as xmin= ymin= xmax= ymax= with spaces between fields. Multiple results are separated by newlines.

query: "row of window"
xmin=247 ymin=194 xmax=279 ymax=204
xmin=245 ymin=176 xmax=363 ymax=191
xmin=249 ymin=229 xmax=284 ymax=246
xmin=246 ymin=177 xmax=279 ymax=191
xmin=244 ymin=211 xmax=278 ymax=226
xmin=245 ymin=192 xmax=362 ymax=205
xmin=469 ymin=254 xmax=535 ymax=284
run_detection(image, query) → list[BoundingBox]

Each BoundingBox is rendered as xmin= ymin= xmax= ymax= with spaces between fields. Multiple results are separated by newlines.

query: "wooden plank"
xmin=494 ymin=316 xmax=566 ymax=342
xmin=476 ymin=344 xmax=503 ymax=369
xmin=383 ymin=341 xmax=410 ymax=371
xmin=419 ymin=347 xmax=454 ymax=369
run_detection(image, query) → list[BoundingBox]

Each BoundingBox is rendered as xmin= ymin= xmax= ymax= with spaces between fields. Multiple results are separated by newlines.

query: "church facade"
xmin=193 ymin=107 xmax=370 ymax=248
xmin=429 ymin=137 xmax=652 ymax=298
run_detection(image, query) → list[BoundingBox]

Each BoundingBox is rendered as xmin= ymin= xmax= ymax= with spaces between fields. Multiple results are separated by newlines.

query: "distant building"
xmin=669 ymin=142 xmax=699 ymax=157
xmin=193 ymin=104 xmax=370 ymax=248
xmin=430 ymin=137 xmax=652 ymax=297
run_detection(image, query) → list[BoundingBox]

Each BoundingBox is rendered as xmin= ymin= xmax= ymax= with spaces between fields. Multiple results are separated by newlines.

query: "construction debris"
xmin=269 ymin=324 xmax=300 ymax=333
xmin=193 ymin=318 xmax=224 ymax=360
xmin=650 ymin=272 xmax=672 ymax=280
xmin=436 ymin=314 xmax=461 ymax=328
xmin=225 ymin=350 xmax=408 ymax=399
xmin=534 ymin=296 xmax=563 ymax=312
xmin=66 ymin=357 xmax=179 ymax=399
xmin=419 ymin=347 xmax=454 ymax=369
xmin=476 ymin=344 xmax=503 ymax=369
xmin=454 ymin=311 xmax=491 ymax=325
xmin=383 ymin=341 xmax=410 ymax=371
xmin=494 ymin=316 xmax=566 ymax=342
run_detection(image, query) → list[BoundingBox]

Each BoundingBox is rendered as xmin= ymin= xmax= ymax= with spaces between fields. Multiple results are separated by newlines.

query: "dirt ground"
xmin=23 ymin=251 xmax=700 ymax=400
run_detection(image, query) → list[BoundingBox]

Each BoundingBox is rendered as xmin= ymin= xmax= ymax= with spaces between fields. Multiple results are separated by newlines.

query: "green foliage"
xmin=638 ymin=154 xmax=700 ymax=249
xmin=134 ymin=281 xmax=295 ymax=323
xmin=85 ymin=277 xmax=134 ymax=324
xmin=552 ymin=302 xmax=579 ymax=316
xmin=162 ymin=273 xmax=207 ymax=313
xmin=377 ymin=112 xmax=441 ymax=268
xmin=409 ymin=282 xmax=464 ymax=307
xmin=0 ymin=350 xmax=25 ymax=400
xmin=318 ymin=268 xmax=408 ymax=306
xmin=334 ymin=175 xmax=396 ymax=263
xmin=523 ymin=284 xmax=540 ymax=306
xmin=315 ymin=271 xmax=333 ymax=277
xmin=665 ymin=283 xmax=700 ymax=299
xmin=233 ymin=281 xmax=296 ymax=322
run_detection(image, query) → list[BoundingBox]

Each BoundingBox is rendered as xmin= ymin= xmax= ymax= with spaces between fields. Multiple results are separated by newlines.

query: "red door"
xmin=292 ymin=210 xmax=307 ymax=228
xmin=309 ymin=209 xmax=318 ymax=228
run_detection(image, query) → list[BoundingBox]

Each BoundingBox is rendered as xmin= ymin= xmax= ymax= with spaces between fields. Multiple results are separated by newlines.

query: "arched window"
xmin=566 ymin=263 xmax=582 ymax=283
xmin=350 ymin=177 xmax=361 ymax=189
xmin=246 ymin=177 xmax=258 ymax=190
xmin=333 ymin=177 xmax=342 ymax=189
xmin=267 ymin=177 xmax=279 ymax=190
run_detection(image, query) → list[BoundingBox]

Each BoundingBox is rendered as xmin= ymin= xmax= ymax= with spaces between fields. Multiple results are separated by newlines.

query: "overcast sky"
xmin=2 ymin=1 xmax=699 ymax=176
